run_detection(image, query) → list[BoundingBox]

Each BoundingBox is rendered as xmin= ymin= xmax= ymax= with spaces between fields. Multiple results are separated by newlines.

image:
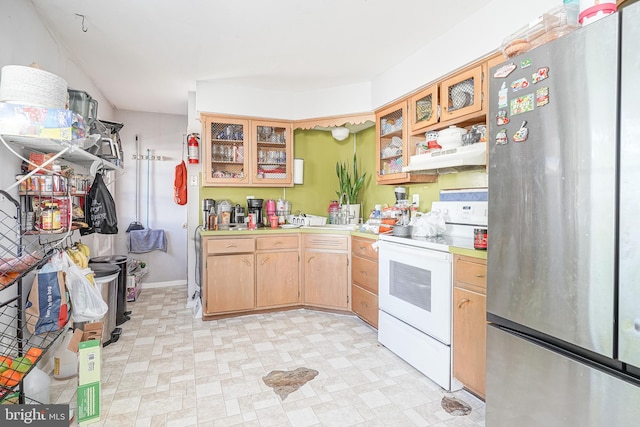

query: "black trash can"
xmin=86 ymin=262 xmax=121 ymax=346
xmin=90 ymin=255 xmax=129 ymax=325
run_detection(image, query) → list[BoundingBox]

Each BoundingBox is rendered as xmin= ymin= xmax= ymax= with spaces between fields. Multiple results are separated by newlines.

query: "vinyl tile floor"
xmin=50 ymin=286 xmax=485 ymax=426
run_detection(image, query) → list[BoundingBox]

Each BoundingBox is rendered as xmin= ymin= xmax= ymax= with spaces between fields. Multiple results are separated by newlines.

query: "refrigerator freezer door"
xmin=619 ymin=2 xmax=640 ymax=369
xmin=487 ymin=15 xmax=619 ymax=358
xmin=486 ymin=326 xmax=640 ymax=427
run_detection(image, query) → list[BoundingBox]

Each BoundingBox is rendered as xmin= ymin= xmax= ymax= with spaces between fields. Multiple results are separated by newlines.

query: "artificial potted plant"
xmin=335 ymin=153 xmax=366 ymax=224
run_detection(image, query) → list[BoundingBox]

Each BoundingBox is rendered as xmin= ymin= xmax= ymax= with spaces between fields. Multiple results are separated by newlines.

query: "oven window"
xmin=389 ymin=260 xmax=431 ymax=312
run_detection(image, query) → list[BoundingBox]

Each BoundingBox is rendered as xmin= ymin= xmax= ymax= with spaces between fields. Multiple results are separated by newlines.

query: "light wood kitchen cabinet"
xmin=256 ymin=235 xmax=300 ymax=307
xmin=250 ymin=120 xmax=293 ymax=187
xmin=375 ymin=101 xmax=437 ymax=185
xmin=453 ymin=254 xmax=487 ymax=399
xmin=351 ymin=236 xmax=378 ymax=328
xmin=439 ymin=64 xmax=485 ymax=123
xmin=409 ymin=84 xmax=439 ymax=133
xmin=204 ymin=237 xmax=256 ymax=314
xmin=302 ymin=234 xmax=350 ymax=309
xmin=201 ymin=114 xmax=293 ymax=187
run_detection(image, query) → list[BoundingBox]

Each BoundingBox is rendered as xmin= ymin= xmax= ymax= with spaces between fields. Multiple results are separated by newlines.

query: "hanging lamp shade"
xmin=331 ymin=127 xmax=349 ymax=141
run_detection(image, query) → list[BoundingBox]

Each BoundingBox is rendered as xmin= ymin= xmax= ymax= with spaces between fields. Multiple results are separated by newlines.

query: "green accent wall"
xmin=200 ymin=126 xmax=488 ymax=223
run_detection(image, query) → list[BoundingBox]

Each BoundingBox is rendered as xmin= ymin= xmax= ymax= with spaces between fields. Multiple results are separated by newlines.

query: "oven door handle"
xmin=379 ymin=241 xmax=452 ymax=262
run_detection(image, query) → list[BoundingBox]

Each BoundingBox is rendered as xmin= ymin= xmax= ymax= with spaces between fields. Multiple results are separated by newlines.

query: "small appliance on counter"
xmin=276 ymin=199 xmax=291 ymax=225
xmin=202 ymin=199 xmax=215 ymax=230
xmin=232 ymin=204 xmax=245 ymax=225
xmin=216 ymin=200 xmax=232 ymax=229
xmin=247 ymin=198 xmax=264 ymax=227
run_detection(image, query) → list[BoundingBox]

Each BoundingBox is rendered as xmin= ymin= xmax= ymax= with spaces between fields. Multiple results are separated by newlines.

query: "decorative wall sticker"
xmin=511 ymin=77 xmax=530 ymax=92
xmin=498 ymin=82 xmax=508 ymax=108
xmin=510 ymin=93 xmax=535 ymax=116
xmin=494 ymin=63 xmax=517 ymax=78
xmin=536 ymin=87 xmax=549 ymax=107
xmin=521 ymin=59 xmax=532 ymax=68
xmin=496 ymin=128 xmax=508 ymax=145
xmin=496 ymin=110 xmax=510 ymax=126
xmin=513 ymin=121 xmax=529 ymax=142
xmin=532 ymin=67 xmax=549 ymax=83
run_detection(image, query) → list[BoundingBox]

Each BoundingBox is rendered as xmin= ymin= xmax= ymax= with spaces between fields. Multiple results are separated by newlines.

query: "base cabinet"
xmin=205 ymin=253 xmax=255 ymax=314
xmin=351 ymin=236 xmax=378 ymax=328
xmin=202 ymin=234 xmax=302 ymax=317
xmin=256 ymin=235 xmax=300 ymax=307
xmin=302 ymin=235 xmax=349 ymax=309
xmin=452 ymin=254 xmax=487 ymax=398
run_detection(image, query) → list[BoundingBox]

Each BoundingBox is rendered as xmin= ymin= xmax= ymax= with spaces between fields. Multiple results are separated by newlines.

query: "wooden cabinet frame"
xmin=201 ymin=114 xmax=293 ymax=187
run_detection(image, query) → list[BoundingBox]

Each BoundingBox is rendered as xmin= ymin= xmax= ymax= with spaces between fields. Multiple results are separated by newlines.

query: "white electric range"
xmin=377 ymin=201 xmax=487 ymax=390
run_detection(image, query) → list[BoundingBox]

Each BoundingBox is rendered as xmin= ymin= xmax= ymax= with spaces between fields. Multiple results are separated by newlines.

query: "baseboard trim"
xmin=142 ymin=280 xmax=187 ymax=289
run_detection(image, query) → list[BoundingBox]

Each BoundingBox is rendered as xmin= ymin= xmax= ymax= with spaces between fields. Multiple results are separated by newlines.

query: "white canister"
xmin=579 ymin=1 xmax=616 ymax=25
xmin=437 ymin=125 xmax=466 ymax=149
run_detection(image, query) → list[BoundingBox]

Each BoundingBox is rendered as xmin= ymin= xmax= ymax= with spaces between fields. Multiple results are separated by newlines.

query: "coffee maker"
xmin=232 ymin=204 xmax=245 ymax=224
xmin=247 ymin=198 xmax=264 ymax=227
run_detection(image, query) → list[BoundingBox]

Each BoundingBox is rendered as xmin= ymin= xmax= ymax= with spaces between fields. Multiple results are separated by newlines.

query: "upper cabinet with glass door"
xmin=439 ymin=64 xmax=484 ymax=122
xmin=251 ymin=120 xmax=293 ymax=187
xmin=202 ymin=116 xmax=251 ymax=186
xmin=409 ymin=84 xmax=439 ymax=133
xmin=201 ymin=115 xmax=293 ymax=187
xmin=375 ymin=102 xmax=437 ymax=185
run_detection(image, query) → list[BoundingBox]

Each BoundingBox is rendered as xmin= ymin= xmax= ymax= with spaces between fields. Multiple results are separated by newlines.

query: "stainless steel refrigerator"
xmin=486 ymin=5 xmax=640 ymax=426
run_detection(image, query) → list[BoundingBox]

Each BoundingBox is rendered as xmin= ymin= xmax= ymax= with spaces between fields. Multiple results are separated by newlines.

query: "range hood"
xmin=402 ymin=142 xmax=487 ymax=172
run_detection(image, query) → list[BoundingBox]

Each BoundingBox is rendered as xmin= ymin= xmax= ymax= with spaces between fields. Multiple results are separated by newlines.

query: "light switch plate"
xmin=189 ymin=175 xmax=198 ymax=186
xmin=412 ymin=194 xmax=419 ymax=208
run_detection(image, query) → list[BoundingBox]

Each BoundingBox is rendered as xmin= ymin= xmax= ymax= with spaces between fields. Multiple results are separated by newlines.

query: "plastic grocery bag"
xmin=60 ymin=251 xmax=108 ymax=322
xmin=83 ymin=172 xmax=118 ymax=235
xmin=411 ymin=210 xmax=447 ymax=237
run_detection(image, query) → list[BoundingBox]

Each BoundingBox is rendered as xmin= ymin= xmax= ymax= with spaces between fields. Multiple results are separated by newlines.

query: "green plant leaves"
xmin=335 ymin=153 xmax=366 ymax=204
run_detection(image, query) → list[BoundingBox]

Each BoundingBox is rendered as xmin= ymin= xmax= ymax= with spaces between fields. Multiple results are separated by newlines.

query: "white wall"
xmin=195 ymin=0 xmax=559 ymax=117
xmin=196 ymin=80 xmax=372 ymax=119
xmin=113 ymin=110 xmax=188 ymax=286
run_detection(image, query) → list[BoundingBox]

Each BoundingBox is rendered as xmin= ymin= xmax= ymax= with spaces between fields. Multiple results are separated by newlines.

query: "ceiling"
xmin=31 ymin=0 xmax=486 ymax=116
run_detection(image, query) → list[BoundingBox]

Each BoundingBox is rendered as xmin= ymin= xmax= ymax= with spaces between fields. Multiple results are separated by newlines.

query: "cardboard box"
xmin=68 ymin=322 xmax=102 ymax=425
xmin=0 ymin=102 xmax=73 ymax=140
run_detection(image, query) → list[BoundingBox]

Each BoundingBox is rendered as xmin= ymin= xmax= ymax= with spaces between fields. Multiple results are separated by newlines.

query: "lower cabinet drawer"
xmin=256 ymin=235 xmax=299 ymax=250
xmin=206 ymin=238 xmax=255 ymax=254
xmin=352 ymin=255 xmax=378 ymax=294
xmin=352 ymin=284 xmax=378 ymax=328
xmin=303 ymin=234 xmax=348 ymax=251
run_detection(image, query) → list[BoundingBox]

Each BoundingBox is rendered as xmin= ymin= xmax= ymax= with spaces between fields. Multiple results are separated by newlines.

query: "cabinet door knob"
xmin=475 ymin=274 xmax=486 ymax=278
xmin=307 ymin=255 xmax=315 ymax=263
xmin=457 ymin=298 xmax=470 ymax=309
xmin=243 ymin=258 xmax=251 ymax=266
xmin=261 ymin=256 xmax=270 ymax=265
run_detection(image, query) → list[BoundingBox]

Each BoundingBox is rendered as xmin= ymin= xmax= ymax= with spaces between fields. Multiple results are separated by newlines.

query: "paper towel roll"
xmin=293 ymin=158 xmax=304 ymax=185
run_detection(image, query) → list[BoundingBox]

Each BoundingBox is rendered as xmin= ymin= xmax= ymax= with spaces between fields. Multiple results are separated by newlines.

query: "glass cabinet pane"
xmin=209 ymin=121 xmax=246 ymax=180
xmin=255 ymin=124 xmax=287 ymax=181
xmin=379 ymin=108 xmax=404 ymax=176
xmin=446 ymin=77 xmax=474 ymax=114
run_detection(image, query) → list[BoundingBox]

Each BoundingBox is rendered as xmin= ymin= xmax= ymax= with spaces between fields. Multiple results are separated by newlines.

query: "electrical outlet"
xmin=412 ymin=194 xmax=420 ymax=208
xmin=189 ymin=175 xmax=198 ymax=186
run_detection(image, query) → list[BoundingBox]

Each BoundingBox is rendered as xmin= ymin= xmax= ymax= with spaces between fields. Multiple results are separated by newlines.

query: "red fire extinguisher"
xmin=187 ymin=133 xmax=200 ymax=164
